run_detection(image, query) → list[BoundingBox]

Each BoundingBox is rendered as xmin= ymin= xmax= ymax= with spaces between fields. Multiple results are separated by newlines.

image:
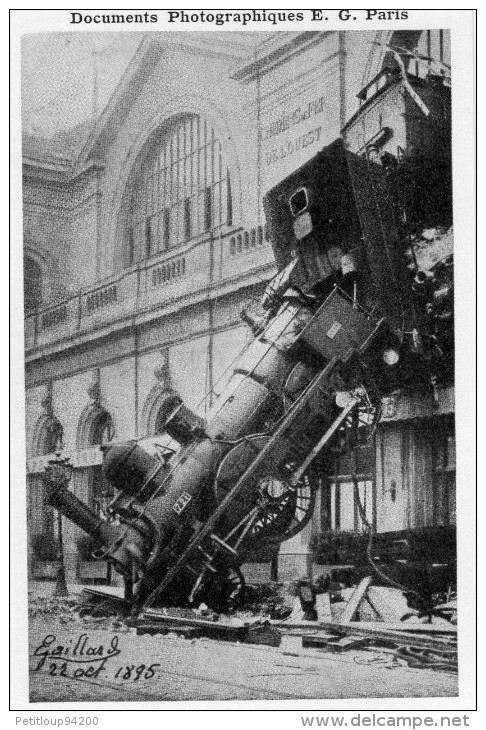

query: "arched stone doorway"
xmin=141 ymin=384 xmax=177 ymax=438
xmin=28 ymin=414 xmax=64 ymax=574
xmin=71 ymin=404 xmax=116 ymax=584
xmin=140 ymin=351 xmax=176 ymax=439
xmin=76 ymin=404 xmax=115 ymax=517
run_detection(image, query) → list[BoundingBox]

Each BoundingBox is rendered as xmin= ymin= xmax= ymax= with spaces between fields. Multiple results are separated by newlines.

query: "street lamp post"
xmin=44 ymin=455 xmax=74 ymax=597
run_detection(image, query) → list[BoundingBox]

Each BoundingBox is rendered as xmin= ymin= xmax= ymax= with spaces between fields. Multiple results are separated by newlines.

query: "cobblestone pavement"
xmin=27 ymin=588 xmax=458 ymax=704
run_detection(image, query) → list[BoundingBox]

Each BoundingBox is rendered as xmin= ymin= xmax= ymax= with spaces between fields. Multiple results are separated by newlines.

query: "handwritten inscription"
xmin=265 ymin=126 xmax=322 ymax=167
xmin=32 ymin=633 xmax=160 ymax=682
xmin=260 ymin=96 xmax=325 ymax=142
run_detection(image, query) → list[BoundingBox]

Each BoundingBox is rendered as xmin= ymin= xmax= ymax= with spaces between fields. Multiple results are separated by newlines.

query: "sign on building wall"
xmin=257 ymin=47 xmax=341 ymax=192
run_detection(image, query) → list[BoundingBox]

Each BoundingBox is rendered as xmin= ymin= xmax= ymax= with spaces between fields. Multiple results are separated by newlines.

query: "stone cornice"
xmin=163 ymin=33 xmax=256 ymax=63
xmin=231 ymin=31 xmax=334 ymax=83
xmin=22 ymin=157 xmax=105 ymax=184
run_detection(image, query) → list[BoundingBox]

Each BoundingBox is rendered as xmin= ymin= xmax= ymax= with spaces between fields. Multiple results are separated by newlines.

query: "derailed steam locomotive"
xmin=44 ymin=72 xmax=453 ymax=614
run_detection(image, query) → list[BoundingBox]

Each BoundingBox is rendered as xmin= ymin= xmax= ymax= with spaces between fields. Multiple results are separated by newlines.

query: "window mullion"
xmin=128 ymin=115 xmax=230 ymax=263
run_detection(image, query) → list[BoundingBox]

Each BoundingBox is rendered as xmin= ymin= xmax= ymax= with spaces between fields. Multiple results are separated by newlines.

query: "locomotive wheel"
xmin=248 ymin=468 xmax=317 ymax=543
xmin=204 ymin=564 xmax=246 ymax=613
xmin=226 ymin=565 xmax=246 ymax=606
xmin=214 ymin=435 xmax=318 ymax=547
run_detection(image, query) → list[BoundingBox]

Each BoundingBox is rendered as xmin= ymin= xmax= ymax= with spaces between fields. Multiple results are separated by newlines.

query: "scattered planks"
xmin=79 ymin=587 xmax=129 ymax=616
xmin=303 ymin=634 xmax=371 ymax=653
xmin=334 ymin=620 xmax=457 ymax=637
xmin=305 ymin=621 xmax=456 ymax=652
xmin=118 ymin=572 xmax=459 ymax=666
xmin=136 ymin=623 xmax=204 ymax=639
xmin=138 ymin=609 xmax=455 ymax=655
xmin=138 ymin=608 xmax=282 ymax=646
xmin=270 ymin=618 xmax=456 ymax=636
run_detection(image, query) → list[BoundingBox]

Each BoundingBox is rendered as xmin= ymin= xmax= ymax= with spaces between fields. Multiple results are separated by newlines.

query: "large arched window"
xmin=125 ymin=114 xmax=233 ymax=266
xmin=24 ymin=256 xmax=42 ymax=311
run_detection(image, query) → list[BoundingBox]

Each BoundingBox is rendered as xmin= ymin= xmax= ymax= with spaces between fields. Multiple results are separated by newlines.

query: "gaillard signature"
xmin=32 ymin=634 xmax=160 ymax=681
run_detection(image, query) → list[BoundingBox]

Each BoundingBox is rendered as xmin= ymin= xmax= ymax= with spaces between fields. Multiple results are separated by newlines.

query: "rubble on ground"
xmin=28 ymin=573 xmax=457 ymax=673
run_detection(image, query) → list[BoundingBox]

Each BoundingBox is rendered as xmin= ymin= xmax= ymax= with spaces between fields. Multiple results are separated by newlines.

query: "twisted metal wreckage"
xmin=43 ymin=66 xmax=454 ymax=616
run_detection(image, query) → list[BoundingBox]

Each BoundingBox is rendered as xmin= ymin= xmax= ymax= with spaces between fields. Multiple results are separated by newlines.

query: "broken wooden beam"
xmin=334 ymin=620 xmax=457 ymax=636
xmin=139 ymin=608 xmax=285 ymax=646
xmin=340 ymin=576 xmax=373 ymax=623
xmin=314 ymin=621 xmax=456 ymax=651
xmin=302 ymin=634 xmax=370 ymax=652
xmin=269 ymin=619 xmax=456 ymax=635
xmin=139 ymin=609 xmax=248 ymax=641
xmin=136 ymin=623 xmax=203 ymax=639
xmin=79 ymin=587 xmax=129 ymax=616
xmin=81 ymin=586 xmax=128 ymax=607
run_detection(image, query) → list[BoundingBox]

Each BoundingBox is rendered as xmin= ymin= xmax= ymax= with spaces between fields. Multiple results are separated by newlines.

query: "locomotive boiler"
xmin=44 ymin=136 xmax=453 ymax=614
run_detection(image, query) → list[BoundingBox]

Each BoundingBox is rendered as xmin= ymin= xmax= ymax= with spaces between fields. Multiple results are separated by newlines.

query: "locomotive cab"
xmin=263 ymin=138 xmax=416 ymax=333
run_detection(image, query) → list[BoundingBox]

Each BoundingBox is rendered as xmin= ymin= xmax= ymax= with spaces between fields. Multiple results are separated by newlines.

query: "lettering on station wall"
xmin=260 ymin=96 xmax=325 ymax=142
xmin=261 ymin=95 xmax=326 ymax=168
xmin=265 ymin=126 xmax=322 ymax=167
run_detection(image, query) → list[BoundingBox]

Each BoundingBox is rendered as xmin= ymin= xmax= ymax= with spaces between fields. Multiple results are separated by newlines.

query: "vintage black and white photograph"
xmin=12 ymin=11 xmax=476 ymax=708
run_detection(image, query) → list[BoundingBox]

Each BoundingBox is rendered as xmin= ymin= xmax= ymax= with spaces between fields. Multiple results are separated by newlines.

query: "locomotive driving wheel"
xmin=203 ymin=563 xmax=246 ymax=613
xmin=214 ymin=435 xmax=318 ymax=550
xmin=249 ymin=466 xmax=317 ymax=542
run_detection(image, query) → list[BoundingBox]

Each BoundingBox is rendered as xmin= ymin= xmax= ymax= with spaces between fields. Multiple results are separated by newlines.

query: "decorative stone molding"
xmin=87 ymin=382 xmax=101 ymax=404
xmin=30 ymin=381 xmax=64 ymax=458
xmin=41 ymin=381 xmax=53 ymax=416
xmin=77 ymin=374 xmax=114 ymax=449
xmin=87 ymin=369 xmax=101 ymax=405
xmin=153 ymin=349 xmax=171 ymax=390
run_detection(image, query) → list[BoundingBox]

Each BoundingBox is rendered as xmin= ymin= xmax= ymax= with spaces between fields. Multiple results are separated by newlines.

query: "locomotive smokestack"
xmin=43 ymin=467 xmax=152 ymax=578
xmin=45 ymin=477 xmax=106 ymax=540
